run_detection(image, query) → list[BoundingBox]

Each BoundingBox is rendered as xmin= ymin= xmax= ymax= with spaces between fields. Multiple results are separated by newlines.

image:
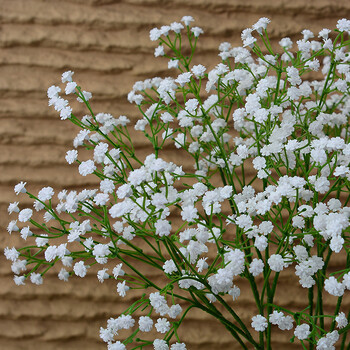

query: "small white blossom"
xmin=294 ymin=324 xmax=310 ymax=340
xmin=155 ymin=318 xmax=171 ymax=333
xmin=138 ymin=316 xmax=153 ymax=332
xmin=117 ymin=280 xmax=129 ymax=297
xmin=18 ymin=208 xmax=33 ymax=222
xmin=65 ymin=150 xmax=78 ymax=164
xmin=79 ymin=160 xmax=96 ymax=176
xmin=61 ymin=70 xmax=74 ymax=83
xmin=251 ymin=315 xmax=268 ymax=332
xmin=335 ymin=312 xmax=348 ymax=329
xmin=74 ymin=261 xmax=88 ymax=278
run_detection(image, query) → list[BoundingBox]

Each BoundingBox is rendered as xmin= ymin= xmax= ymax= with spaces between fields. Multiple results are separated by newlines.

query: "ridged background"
xmin=1 ymin=1 xmax=350 ymax=349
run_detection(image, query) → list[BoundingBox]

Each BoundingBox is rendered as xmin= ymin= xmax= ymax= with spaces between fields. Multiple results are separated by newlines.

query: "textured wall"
xmin=1 ymin=1 xmax=350 ymax=349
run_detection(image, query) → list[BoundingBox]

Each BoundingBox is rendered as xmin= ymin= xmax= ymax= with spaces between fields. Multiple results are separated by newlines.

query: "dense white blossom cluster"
xmin=4 ymin=15 xmax=350 ymax=350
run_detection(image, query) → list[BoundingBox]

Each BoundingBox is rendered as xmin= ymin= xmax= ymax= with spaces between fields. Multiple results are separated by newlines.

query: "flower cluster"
xmin=5 ymin=15 xmax=350 ymax=350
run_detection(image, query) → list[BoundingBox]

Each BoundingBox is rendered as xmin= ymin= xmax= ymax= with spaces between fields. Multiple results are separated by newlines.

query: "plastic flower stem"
xmin=161 ymin=238 xmax=184 ymax=273
xmin=339 ymin=311 xmax=350 ymax=349
xmin=330 ymin=295 xmax=343 ymax=331
xmin=274 ymin=67 xmax=282 ymax=104
xmin=189 ymin=289 xmax=251 ymax=349
xmin=215 ymin=293 xmax=259 ymax=347
xmin=111 ymin=228 xmax=165 ymax=267
xmin=320 ymin=177 xmax=342 ymax=202
xmin=245 ymin=267 xmax=263 ymax=314
xmin=318 ymin=61 xmax=335 ymax=109
xmin=117 ymin=246 xmax=164 ymax=270
xmin=164 ymin=235 xmax=257 ymax=346
xmin=262 ymin=30 xmax=275 ymax=56
xmin=205 ymin=120 xmax=239 ymax=193
xmin=115 ymin=253 xmax=165 ymax=292
xmin=315 ymin=244 xmax=332 ymax=330
xmin=260 ymin=265 xmax=271 ymax=306
xmin=266 ymin=272 xmax=280 ymax=349
xmin=308 ymin=286 xmax=315 ymax=350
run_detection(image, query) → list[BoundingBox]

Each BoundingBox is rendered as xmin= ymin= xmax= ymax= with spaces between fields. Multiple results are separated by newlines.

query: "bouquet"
xmin=5 ymin=15 xmax=350 ymax=350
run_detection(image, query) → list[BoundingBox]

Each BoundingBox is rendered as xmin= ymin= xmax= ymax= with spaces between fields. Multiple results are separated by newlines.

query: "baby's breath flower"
xmin=251 ymin=315 xmax=268 ymax=332
xmin=78 ymin=160 xmax=96 ymax=176
xmin=181 ymin=16 xmax=194 ymax=26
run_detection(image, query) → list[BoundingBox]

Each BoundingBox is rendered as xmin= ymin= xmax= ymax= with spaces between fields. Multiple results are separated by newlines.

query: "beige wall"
xmin=1 ymin=0 xmax=350 ymax=349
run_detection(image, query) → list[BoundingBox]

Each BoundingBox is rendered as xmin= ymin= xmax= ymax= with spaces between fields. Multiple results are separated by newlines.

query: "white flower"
xmin=314 ymin=177 xmax=330 ymax=194
xmin=11 ymin=260 xmax=27 ymax=274
xmin=36 ymin=234 xmax=49 ymax=247
xmin=279 ymin=37 xmax=293 ymax=48
xmin=94 ymin=193 xmax=110 ymax=206
xmin=268 ymin=310 xmax=293 ymax=330
xmin=30 ymin=272 xmax=43 ymax=285
xmin=47 ymin=85 xmax=61 ymax=98
xmin=175 ymin=72 xmax=192 ymax=87
xmin=163 ymin=260 xmax=177 ymax=274
xmin=97 ymin=268 xmax=109 ymax=283
xmin=324 ymin=276 xmax=345 ymax=296
xmin=316 ymin=331 xmax=339 ymax=350
xmin=155 ymin=318 xmax=171 ymax=333
xmin=65 ymin=150 xmax=78 ymax=164
xmin=61 ymin=256 xmax=73 ymax=267
xmin=254 ymin=235 xmax=268 ymax=251
xmin=4 ymin=247 xmax=20 ymax=261
xmin=268 ymin=254 xmax=286 ymax=272
xmin=168 ymin=304 xmax=182 ymax=319
xmin=14 ymin=275 xmax=26 ymax=286
xmin=168 ymin=59 xmax=179 ymax=69
xmin=65 ymin=81 xmax=77 ymax=94
xmin=170 ymin=343 xmax=187 ymax=350
xmin=155 ymin=220 xmax=172 ymax=237
xmin=38 ymin=187 xmax=54 ymax=201
xmin=252 ymin=156 xmax=266 ymax=170
xmin=8 ymin=202 xmax=19 ymax=214
xmin=181 ymin=205 xmax=198 ymax=222
xmin=45 ymin=245 xmax=58 ymax=262
xmin=294 ymin=324 xmax=310 ymax=340
xmin=100 ymin=179 xmax=115 ymax=194
xmin=191 ymin=64 xmax=206 ymax=78
xmin=196 ymin=257 xmax=208 ymax=273
xmin=292 ymin=215 xmax=305 ymax=229
xmin=18 ymin=208 xmax=33 ymax=222
xmin=170 ymin=22 xmax=184 ymax=33
xmin=228 ymin=285 xmax=240 ymax=301
xmin=79 ymin=160 xmax=96 ymax=176
xmin=181 ymin=16 xmax=194 ymax=26
xmin=74 ymin=261 xmax=88 ymax=278
xmin=150 ymin=292 xmax=169 ymax=316
xmin=252 ymin=17 xmax=270 ymax=34
xmin=77 ymin=90 xmax=92 ymax=103
xmin=154 ymin=45 xmax=165 ymax=57
xmin=14 ymin=181 xmax=27 ymax=195
xmin=149 ymin=28 xmax=161 ymax=41
xmin=61 ymin=70 xmax=74 ymax=83
xmin=108 ymin=342 xmax=126 ymax=350
xmin=153 ymin=339 xmax=169 ymax=350
xmin=249 ymin=258 xmax=264 ymax=276
xmin=335 ymin=312 xmax=348 ymax=329
xmin=58 ymin=268 xmax=69 ymax=282
xmin=337 ymin=18 xmax=350 ymax=32
xmin=60 ymin=106 xmax=72 ymax=120
xmin=112 ymin=263 xmax=125 ymax=279
xmin=138 ymin=316 xmax=153 ymax=332
xmin=191 ymin=27 xmax=203 ymax=37
xmin=117 ymin=280 xmax=129 ymax=297
xmin=251 ymin=315 xmax=268 ymax=332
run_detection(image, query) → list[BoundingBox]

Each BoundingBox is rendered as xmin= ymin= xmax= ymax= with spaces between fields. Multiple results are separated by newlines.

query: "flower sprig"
xmin=5 ymin=15 xmax=350 ymax=350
